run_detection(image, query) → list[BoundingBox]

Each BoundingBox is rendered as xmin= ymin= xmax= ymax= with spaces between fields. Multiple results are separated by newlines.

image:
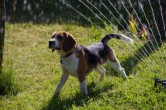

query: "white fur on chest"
xmin=61 ymin=53 xmax=79 ymax=77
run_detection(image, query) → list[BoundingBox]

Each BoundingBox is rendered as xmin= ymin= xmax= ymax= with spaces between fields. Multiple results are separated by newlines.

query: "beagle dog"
xmin=48 ymin=31 xmax=133 ymax=95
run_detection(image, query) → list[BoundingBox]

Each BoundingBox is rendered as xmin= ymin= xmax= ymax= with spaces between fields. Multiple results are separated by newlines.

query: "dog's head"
xmin=48 ymin=31 xmax=76 ymax=53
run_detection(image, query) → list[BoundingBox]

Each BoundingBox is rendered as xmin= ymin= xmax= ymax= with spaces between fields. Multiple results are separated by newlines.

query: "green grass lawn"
xmin=0 ymin=22 xmax=166 ymax=110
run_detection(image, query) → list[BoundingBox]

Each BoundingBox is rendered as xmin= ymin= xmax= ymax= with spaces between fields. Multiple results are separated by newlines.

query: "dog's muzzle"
xmin=48 ymin=40 xmax=54 ymax=49
xmin=48 ymin=40 xmax=61 ymax=51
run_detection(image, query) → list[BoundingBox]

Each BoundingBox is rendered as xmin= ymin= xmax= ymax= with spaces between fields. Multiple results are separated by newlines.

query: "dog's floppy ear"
xmin=63 ymin=33 xmax=76 ymax=52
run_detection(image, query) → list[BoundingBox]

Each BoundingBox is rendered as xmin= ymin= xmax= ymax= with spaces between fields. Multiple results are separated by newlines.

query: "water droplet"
xmin=36 ymin=3 xmax=39 ymax=9
xmin=33 ymin=15 xmax=37 ymax=20
xmin=0 ymin=28 xmax=4 ymax=34
xmin=7 ymin=16 xmax=11 ymax=21
xmin=46 ymin=18 xmax=50 ymax=23
xmin=27 ymin=4 xmax=31 ymax=11
xmin=24 ymin=0 xmax=27 ymax=5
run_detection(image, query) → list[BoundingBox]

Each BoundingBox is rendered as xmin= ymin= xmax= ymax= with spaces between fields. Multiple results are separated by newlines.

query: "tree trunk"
xmin=0 ymin=0 xmax=6 ymax=73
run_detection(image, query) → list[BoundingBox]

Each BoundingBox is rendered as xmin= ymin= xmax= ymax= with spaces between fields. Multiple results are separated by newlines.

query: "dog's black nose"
xmin=49 ymin=41 xmax=54 ymax=48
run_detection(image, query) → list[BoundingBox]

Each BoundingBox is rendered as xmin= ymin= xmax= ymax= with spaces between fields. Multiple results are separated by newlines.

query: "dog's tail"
xmin=101 ymin=34 xmax=133 ymax=44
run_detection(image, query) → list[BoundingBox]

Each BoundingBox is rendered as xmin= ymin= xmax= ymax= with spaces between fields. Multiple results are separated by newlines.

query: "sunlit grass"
xmin=0 ymin=22 xmax=165 ymax=110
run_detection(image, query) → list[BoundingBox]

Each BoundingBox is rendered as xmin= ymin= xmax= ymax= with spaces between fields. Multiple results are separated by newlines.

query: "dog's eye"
xmin=57 ymin=35 xmax=63 ymax=40
xmin=52 ymin=35 xmax=55 ymax=38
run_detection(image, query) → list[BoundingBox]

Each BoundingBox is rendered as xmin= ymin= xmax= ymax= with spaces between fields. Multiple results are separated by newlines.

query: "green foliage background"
xmin=6 ymin=0 xmax=166 ymax=40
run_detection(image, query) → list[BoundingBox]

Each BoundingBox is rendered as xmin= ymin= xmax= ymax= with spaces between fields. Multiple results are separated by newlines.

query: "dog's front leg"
xmin=77 ymin=67 xmax=88 ymax=95
xmin=76 ymin=49 xmax=88 ymax=95
xmin=55 ymin=72 xmax=69 ymax=95
xmin=80 ymin=80 xmax=88 ymax=96
xmin=78 ymin=71 xmax=88 ymax=95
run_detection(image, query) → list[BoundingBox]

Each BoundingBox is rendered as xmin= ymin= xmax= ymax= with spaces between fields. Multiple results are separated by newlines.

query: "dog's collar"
xmin=61 ymin=48 xmax=75 ymax=58
xmin=63 ymin=51 xmax=74 ymax=58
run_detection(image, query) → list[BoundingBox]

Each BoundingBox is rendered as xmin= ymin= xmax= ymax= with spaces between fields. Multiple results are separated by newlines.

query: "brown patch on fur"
xmin=76 ymin=45 xmax=88 ymax=82
xmin=109 ymin=49 xmax=118 ymax=62
xmin=63 ymin=33 xmax=76 ymax=52
xmin=99 ymin=46 xmax=116 ymax=64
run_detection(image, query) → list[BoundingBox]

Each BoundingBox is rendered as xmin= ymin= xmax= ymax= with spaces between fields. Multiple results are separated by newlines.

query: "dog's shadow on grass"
xmin=121 ymin=41 xmax=162 ymax=74
xmin=43 ymin=82 xmax=114 ymax=110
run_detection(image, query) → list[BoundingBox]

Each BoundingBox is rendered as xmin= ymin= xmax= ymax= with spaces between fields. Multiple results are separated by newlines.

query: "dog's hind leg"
xmin=108 ymin=61 xmax=128 ymax=78
xmin=107 ymin=50 xmax=128 ymax=79
xmin=96 ymin=65 xmax=106 ymax=82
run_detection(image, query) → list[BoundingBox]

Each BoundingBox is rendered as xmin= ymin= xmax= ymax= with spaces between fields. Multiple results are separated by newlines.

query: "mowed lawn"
xmin=0 ymin=22 xmax=166 ymax=110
